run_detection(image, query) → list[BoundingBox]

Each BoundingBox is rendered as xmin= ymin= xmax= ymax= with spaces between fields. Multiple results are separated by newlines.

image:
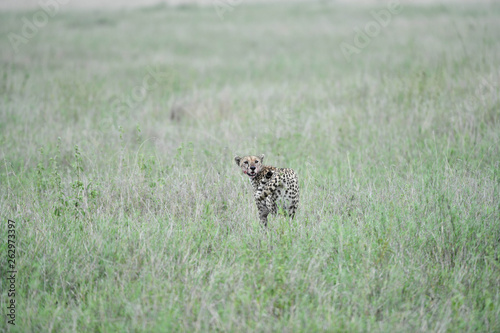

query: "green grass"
xmin=1 ymin=1 xmax=500 ymax=332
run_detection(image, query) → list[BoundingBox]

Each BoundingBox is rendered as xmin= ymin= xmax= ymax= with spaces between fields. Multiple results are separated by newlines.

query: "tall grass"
xmin=1 ymin=2 xmax=499 ymax=332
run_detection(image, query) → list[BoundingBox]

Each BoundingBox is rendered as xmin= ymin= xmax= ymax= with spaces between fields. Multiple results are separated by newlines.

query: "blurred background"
xmin=0 ymin=0 xmax=486 ymax=9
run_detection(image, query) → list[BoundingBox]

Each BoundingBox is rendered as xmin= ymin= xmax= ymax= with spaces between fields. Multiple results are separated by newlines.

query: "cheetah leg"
xmin=266 ymin=196 xmax=278 ymax=216
xmin=288 ymin=201 xmax=298 ymax=219
xmin=288 ymin=180 xmax=299 ymax=219
xmin=256 ymin=200 xmax=269 ymax=227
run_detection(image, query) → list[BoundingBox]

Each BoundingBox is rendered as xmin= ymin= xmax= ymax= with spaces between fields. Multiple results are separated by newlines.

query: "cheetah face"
xmin=235 ymin=154 xmax=264 ymax=178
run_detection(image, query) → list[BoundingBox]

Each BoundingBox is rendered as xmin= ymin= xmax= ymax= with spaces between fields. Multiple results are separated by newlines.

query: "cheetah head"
xmin=235 ymin=154 xmax=264 ymax=178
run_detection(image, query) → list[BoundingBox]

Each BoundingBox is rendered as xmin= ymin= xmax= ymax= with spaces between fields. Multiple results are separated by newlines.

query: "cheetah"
xmin=235 ymin=154 xmax=299 ymax=227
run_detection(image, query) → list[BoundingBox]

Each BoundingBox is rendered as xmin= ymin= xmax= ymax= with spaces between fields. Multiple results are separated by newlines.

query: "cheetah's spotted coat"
xmin=235 ymin=154 xmax=299 ymax=227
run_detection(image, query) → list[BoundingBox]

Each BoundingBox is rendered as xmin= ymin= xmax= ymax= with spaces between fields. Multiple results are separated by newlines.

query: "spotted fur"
xmin=235 ymin=154 xmax=299 ymax=227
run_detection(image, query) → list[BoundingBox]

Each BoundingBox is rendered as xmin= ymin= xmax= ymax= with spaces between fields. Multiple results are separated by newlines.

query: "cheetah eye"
xmin=255 ymin=161 xmax=259 ymax=163
xmin=244 ymin=161 xmax=248 ymax=164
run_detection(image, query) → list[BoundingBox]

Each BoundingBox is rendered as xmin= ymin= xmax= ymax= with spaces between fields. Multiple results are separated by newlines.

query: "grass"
xmin=1 ymin=1 xmax=499 ymax=331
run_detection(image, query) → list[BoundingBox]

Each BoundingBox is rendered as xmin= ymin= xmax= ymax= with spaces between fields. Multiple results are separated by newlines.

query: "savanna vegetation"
xmin=1 ymin=1 xmax=499 ymax=331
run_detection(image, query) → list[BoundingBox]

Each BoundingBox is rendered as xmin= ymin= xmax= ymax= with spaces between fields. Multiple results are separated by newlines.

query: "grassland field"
xmin=0 ymin=1 xmax=499 ymax=332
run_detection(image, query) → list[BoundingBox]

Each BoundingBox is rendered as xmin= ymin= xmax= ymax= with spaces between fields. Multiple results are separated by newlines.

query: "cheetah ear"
xmin=234 ymin=156 xmax=242 ymax=166
xmin=258 ymin=154 xmax=265 ymax=163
